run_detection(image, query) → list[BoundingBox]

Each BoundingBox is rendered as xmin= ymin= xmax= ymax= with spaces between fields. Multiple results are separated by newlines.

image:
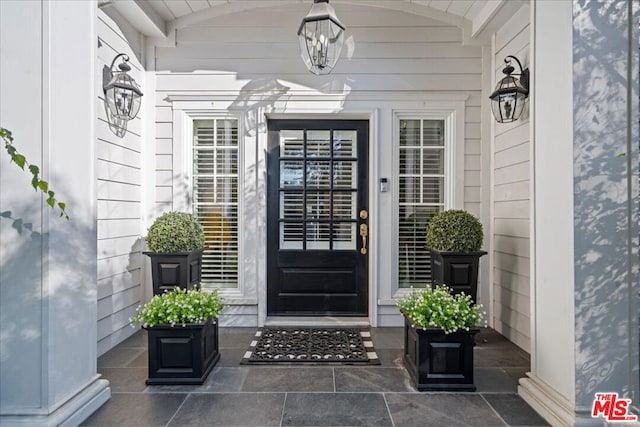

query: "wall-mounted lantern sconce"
xmin=103 ymin=53 xmax=143 ymax=121
xmin=297 ymin=0 xmax=345 ymax=75
xmin=489 ymin=55 xmax=529 ymax=123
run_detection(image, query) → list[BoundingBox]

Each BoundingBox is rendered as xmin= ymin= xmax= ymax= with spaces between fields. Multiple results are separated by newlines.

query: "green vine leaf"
xmin=13 ymin=154 xmax=26 ymax=169
xmin=1 ymin=126 xmax=70 ymax=220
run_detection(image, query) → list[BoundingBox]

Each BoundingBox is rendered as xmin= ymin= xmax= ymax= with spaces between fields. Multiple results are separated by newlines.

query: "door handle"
xmin=359 ymin=223 xmax=368 ymax=255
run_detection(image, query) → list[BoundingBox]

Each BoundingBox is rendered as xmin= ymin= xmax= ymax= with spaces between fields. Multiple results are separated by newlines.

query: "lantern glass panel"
xmin=105 ymin=73 xmax=142 ymax=120
xmin=490 ymin=75 xmax=528 ymax=123
xmin=491 ymin=91 xmax=526 ymax=123
xmin=298 ymin=19 xmax=345 ymax=75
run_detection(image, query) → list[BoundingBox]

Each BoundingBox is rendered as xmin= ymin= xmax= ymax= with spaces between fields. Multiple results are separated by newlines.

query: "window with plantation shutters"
xmin=398 ymin=119 xmax=445 ymax=288
xmin=193 ymin=119 xmax=239 ymax=288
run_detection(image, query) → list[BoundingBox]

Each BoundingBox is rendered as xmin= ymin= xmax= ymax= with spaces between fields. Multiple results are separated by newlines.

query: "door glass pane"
xmin=306 ymin=222 xmax=330 ymax=249
xmin=333 ymin=161 xmax=356 ymax=188
xmin=307 ymin=131 xmax=331 ymax=157
xmin=306 ymin=161 xmax=331 ymax=188
xmin=306 ymin=192 xmax=330 ymax=220
xmin=333 ymin=192 xmax=356 ymax=219
xmin=334 ymin=130 xmax=357 ymax=157
xmin=280 ymin=130 xmax=304 ymax=157
xmin=333 ymin=222 xmax=356 ymax=250
xmin=280 ymin=222 xmax=303 ymax=250
xmin=280 ymin=160 xmax=304 ymax=187
xmin=280 ymin=192 xmax=303 ymax=219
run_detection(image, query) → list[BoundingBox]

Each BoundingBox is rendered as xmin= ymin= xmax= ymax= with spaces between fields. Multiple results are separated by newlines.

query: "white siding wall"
xmin=154 ymin=3 xmax=482 ymax=212
xmin=96 ymin=9 xmax=145 ymax=355
xmin=152 ymin=3 xmax=483 ymax=325
xmin=491 ymin=5 xmax=531 ymax=352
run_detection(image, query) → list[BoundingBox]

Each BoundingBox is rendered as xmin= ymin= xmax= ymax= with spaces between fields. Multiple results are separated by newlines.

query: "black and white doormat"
xmin=240 ymin=327 xmax=380 ymax=365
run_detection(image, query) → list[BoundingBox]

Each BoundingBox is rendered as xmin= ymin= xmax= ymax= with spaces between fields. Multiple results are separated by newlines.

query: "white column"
xmin=520 ymin=1 xmax=639 ymax=425
xmin=0 ymin=1 xmax=110 ymax=425
xmin=520 ymin=2 xmax=576 ymax=424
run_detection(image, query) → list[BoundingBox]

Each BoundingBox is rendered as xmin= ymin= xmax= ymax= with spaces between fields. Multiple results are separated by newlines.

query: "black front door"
xmin=267 ymin=120 xmax=369 ymax=316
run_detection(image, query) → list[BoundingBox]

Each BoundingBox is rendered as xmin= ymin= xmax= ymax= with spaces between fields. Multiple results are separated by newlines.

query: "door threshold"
xmin=265 ymin=316 xmax=370 ymax=327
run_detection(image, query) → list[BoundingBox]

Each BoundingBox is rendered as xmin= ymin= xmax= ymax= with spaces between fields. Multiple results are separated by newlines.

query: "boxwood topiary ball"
xmin=425 ymin=209 xmax=483 ymax=252
xmin=146 ymin=211 xmax=205 ymax=253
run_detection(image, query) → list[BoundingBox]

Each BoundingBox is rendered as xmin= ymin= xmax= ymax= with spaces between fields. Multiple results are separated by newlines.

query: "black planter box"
xmin=144 ymin=319 xmax=220 ymax=385
xmin=144 ymin=248 xmax=204 ymax=295
xmin=429 ymin=249 xmax=487 ymax=303
xmin=403 ymin=316 xmax=478 ymax=391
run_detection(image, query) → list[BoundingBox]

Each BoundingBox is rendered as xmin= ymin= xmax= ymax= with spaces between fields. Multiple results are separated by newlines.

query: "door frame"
xmin=259 ymin=112 xmax=379 ymax=326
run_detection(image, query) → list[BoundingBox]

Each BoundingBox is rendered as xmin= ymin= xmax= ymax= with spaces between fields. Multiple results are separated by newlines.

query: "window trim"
xmin=391 ymin=108 xmax=465 ymax=299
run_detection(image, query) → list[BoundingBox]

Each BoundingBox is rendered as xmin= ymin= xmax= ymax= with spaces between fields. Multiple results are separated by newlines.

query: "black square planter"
xmin=144 ymin=248 xmax=204 ymax=295
xmin=144 ymin=319 xmax=220 ymax=385
xmin=429 ymin=249 xmax=487 ymax=303
xmin=403 ymin=316 xmax=478 ymax=391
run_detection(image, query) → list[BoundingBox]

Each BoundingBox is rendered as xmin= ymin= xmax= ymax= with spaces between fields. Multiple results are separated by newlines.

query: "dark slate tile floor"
xmin=83 ymin=327 xmax=550 ymax=427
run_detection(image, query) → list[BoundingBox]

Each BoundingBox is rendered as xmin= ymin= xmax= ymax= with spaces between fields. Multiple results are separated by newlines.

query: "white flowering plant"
xmin=396 ymin=285 xmax=486 ymax=334
xmin=130 ymin=287 xmax=224 ymax=328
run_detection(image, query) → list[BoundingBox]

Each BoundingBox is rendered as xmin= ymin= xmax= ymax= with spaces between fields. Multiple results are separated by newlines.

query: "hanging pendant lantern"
xmin=489 ymin=55 xmax=530 ymax=123
xmin=103 ymin=53 xmax=143 ymax=121
xmin=297 ymin=0 xmax=346 ymax=75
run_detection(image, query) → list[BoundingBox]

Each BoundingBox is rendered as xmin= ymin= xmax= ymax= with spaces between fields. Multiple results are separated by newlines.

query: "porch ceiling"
xmin=109 ymin=0 xmax=525 ymax=42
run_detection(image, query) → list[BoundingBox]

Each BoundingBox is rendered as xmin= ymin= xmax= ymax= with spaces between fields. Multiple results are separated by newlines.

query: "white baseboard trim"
xmin=0 ymin=378 xmax=110 ymax=427
xmin=519 ymin=373 xmax=636 ymax=427
xmin=518 ymin=373 xmax=575 ymax=427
